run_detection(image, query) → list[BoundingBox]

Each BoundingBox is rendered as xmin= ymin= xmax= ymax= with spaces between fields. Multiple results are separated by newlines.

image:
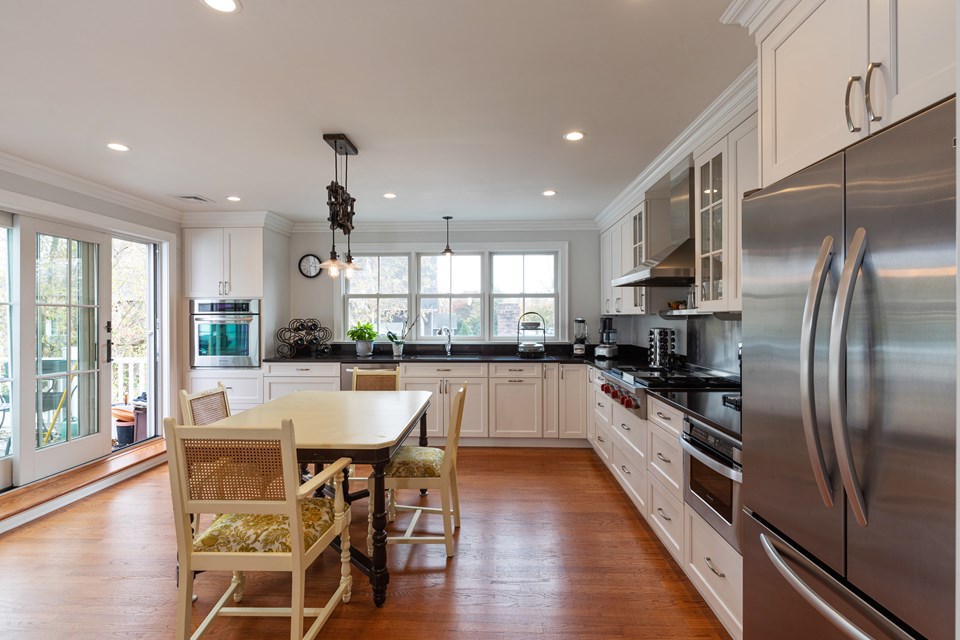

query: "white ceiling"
xmin=0 ymin=0 xmax=755 ymax=224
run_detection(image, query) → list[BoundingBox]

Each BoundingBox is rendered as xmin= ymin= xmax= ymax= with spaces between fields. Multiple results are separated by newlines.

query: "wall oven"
xmin=681 ymin=412 xmax=742 ymax=551
xmin=190 ymin=299 xmax=260 ymax=368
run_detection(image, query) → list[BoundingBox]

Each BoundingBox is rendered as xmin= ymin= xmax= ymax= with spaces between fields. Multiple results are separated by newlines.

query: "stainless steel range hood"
xmin=612 ymin=237 xmax=695 ymax=286
xmin=613 ymin=167 xmax=695 ymax=287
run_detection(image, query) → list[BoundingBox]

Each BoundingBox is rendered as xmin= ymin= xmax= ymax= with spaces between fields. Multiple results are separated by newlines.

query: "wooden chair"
xmin=164 ymin=417 xmax=352 ymax=640
xmin=351 ymin=367 xmax=400 ymax=391
xmin=180 ymin=383 xmax=231 ymax=426
xmin=367 ymin=383 xmax=466 ymax=558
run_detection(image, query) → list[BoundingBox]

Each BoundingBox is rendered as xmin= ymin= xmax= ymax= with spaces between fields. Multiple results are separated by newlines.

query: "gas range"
xmin=602 ymin=365 xmax=740 ymax=391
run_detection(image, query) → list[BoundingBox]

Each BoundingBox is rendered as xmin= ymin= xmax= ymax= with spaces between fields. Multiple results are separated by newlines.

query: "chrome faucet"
xmin=440 ymin=326 xmax=452 ymax=356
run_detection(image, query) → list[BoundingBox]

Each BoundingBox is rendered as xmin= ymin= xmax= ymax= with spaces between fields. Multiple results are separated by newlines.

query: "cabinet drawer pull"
xmin=597 ymin=435 xmax=605 ymax=443
xmin=705 ymin=557 xmax=726 ymax=578
xmin=508 ymin=368 xmax=524 ymax=372
xmin=620 ymin=423 xmax=630 ymax=431
xmin=844 ymin=75 xmax=863 ymax=133
xmin=224 ymin=386 xmax=233 ymax=390
xmin=597 ymin=401 xmax=605 ymax=408
xmin=296 ymin=368 xmax=310 ymax=372
xmin=437 ymin=368 xmax=451 ymax=372
xmin=620 ymin=464 xmax=631 ymax=475
xmin=864 ymin=61 xmax=882 ymax=122
xmin=656 ymin=507 xmax=672 ymax=521
xmin=655 ymin=411 xmax=671 ymax=421
xmin=508 ymin=379 xmax=524 ymax=383
xmin=656 ymin=452 xmax=671 ymax=464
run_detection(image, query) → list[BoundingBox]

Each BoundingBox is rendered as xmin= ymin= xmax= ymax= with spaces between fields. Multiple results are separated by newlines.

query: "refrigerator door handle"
xmin=760 ymin=531 xmax=915 ymax=640
xmin=829 ymin=227 xmax=869 ymax=527
xmin=800 ymin=235 xmax=836 ymax=508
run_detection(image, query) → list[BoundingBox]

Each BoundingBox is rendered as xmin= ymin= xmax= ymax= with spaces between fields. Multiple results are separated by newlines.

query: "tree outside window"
xmin=417 ymin=254 xmax=481 ymax=339
xmin=344 ymin=255 xmax=410 ymax=336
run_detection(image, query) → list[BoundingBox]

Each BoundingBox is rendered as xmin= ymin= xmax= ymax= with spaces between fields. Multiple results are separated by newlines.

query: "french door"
xmin=16 ymin=219 xmax=112 ymax=483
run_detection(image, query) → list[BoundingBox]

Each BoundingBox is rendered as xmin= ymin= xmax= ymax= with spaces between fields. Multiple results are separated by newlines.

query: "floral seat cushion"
xmin=385 ymin=446 xmax=444 ymax=478
xmin=193 ymin=497 xmax=335 ymax=553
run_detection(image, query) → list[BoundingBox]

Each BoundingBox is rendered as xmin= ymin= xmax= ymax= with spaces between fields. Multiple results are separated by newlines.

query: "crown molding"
xmin=292 ymin=219 xmax=600 ymax=234
xmin=180 ymin=210 xmax=295 ymax=235
xmin=721 ymin=0 xmax=799 ymax=40
xmin=0 ymin=150 xmax=182 ymax=222
xmin=594 ymin=61 xmax=758 ymax=231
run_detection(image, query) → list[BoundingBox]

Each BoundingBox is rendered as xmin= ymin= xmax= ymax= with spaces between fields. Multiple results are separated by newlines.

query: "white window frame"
xmin=336 ymin=241 xmax=568 ymax=343
xmin=414 ymin=251 xmax=486 ymax=342
xmin=342 ymin=253 xmax=412 ymax=338
xmin=0 ymin=221 xmax=12 ymax=466
xmin=488 ymin=251 xmax=560 ymax=342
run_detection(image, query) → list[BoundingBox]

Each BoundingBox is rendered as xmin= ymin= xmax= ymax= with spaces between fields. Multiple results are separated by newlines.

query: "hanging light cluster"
xmin=319 ymin=133 xmax=361 ymax=279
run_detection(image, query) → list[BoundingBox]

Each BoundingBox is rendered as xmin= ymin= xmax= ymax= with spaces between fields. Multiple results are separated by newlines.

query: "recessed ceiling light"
xmin=201 ymin=0 xmax=241 ymax=13
xmin=562 ymin=131 xmax=585 ymax=142
xmin=107 ymin=142 xmax=130 ymax=152
xmin=383 ymin=193 xmax=397 ymax=199
xmin=226 ymin=195 xmax=242 ymax=202
xmin=542 ymin=190 xmax=557 ymax=197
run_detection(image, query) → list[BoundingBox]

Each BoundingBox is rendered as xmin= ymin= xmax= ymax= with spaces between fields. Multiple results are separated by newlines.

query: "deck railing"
xmin=112 ymin=357 xmax=148 ymax=404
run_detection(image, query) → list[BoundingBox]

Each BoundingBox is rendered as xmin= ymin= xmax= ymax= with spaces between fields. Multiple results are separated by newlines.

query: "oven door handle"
xmin=193 ymin=315 xmax=255 ymax=324
xmin=680 ymin=436 xmax=742 ymax=483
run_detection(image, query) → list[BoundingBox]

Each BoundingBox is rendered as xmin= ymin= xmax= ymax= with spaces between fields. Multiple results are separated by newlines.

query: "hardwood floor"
xmin=0 ymin=447 xmax=730 ymax=640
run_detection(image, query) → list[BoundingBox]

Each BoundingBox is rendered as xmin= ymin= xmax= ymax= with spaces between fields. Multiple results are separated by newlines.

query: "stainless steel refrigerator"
xmin=741 ymin=98 xmax=955 ymax=640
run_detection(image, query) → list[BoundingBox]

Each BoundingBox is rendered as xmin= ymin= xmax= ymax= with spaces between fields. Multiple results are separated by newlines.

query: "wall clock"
xmin=298 ymin=253 xmax=322 ymax=278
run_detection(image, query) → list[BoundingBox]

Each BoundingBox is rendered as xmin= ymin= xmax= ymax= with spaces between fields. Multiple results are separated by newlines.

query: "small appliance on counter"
xmin=572 ymin=317 xmax=588 ymax=356
xmin=516 ymin=312 xmax=546 ymax=359
xmin=648 ymin=327 xmax=676 ymax=368
xmin=595 ymin=316 xmax=618 ymax=359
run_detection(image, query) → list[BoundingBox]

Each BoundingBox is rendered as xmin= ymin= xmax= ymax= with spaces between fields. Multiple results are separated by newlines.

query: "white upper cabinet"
xmin=600 ymin=229 xmax=613 ymax=315
xmin=185 ymin=227 xmax=264 ymax=298
xmin=694 ymin=111 xmax=758 ymax=312
xmin=758 ymin=0 xmax=955 ymax=186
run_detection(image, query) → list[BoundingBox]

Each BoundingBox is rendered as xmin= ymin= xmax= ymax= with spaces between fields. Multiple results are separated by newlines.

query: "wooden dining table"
xmin=209 ymin=389 xmax=432 ymax=607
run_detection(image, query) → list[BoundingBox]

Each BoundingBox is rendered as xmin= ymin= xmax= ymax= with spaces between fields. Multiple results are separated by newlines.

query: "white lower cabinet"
xmin=648 ymin=474 xmax=684 ymax=564
xmin=398 ymin=363 xmax=490 ymax=438
xmin=647 ymin=421 xmax=683 ymax=500
xmin=489 ymin=364 xmax=543 ymax=437
xmin=610 ymin=424 xmax=647 ymax=514
xmin=186 ymin=369 xmax=263 ymax=414
xmin=544 ymin=363 xmax=587 ymax=438
xmin=593 ymin=419 xmax=613 ymax=464
xmin=262 ymin=362 xmax=340 ymax=401
xmin=684 ymin=505 xmax=743 ymax=640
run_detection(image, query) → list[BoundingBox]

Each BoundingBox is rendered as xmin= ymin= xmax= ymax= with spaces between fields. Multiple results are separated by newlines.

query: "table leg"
xmin=371 ymin=462 xmax=390 ymax=607
xmin=419 ymin=412 xmax=429 ymax=496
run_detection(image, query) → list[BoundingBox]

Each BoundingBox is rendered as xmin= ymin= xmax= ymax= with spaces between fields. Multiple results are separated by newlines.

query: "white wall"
xmin=289 ymin=225 xmax=601 ymax=341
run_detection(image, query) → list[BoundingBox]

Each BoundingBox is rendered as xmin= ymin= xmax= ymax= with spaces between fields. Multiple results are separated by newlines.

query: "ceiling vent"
xmin=170 ymin=194 xmax=215 ymax=203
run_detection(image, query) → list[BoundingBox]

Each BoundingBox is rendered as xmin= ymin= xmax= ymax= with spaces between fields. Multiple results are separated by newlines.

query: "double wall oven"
xmin=600 ymin=365 xmax=742 ymax=550
xmin=190 ymin=299 xmax=261 ymax=368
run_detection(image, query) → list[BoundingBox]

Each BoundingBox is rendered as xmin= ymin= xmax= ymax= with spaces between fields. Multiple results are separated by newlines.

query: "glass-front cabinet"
xmin=695 ymin=140 xmax=728 ymax=312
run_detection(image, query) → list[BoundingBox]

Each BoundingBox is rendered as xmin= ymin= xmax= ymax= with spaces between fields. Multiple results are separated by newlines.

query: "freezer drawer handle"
xmin=800 ymin=235 xmax=836 ymax=508
xmin=759 ymin=532 xmax=913 ymax=640
xmin=704 ymin=557 xmax=725 ymax=578
xmin=829 ymin=227 xmax=869 ymax=528
xmin=760 ymin=533 xmax=872 ymax=640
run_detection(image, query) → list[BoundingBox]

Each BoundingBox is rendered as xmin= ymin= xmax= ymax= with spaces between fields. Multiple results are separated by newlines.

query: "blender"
xmin=572 ymin=317 xmax=588 ymax=356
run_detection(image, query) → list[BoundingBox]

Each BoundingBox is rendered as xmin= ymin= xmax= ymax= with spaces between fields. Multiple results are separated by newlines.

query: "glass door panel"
xmin=19 ymin=220 xmax=111 ymax=483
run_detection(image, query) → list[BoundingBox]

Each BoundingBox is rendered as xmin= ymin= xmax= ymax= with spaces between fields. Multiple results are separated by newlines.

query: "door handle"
xmin=106 ymin=339 xmax=113 ymax=363
xmin=800 ymin=236 xmax=835 ymax=508
xmin=864 ymin=62 xmax=882 ymax=122
xmin=844 ymin=75 xmax=863 ymax=133
xmin=829 ymin=227 xmax=868 ymax=527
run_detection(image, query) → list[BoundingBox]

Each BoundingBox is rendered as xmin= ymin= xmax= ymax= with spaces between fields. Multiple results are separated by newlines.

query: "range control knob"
xmin=609 ymin=389 xmax=620 ymax=400
xmin=600 ymin=384 xmax=609 ymax=393
xmin=621 ymin=397 xmax=634 ymax=409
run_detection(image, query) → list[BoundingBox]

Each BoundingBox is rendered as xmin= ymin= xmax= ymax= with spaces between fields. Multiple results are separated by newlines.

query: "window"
xmin=491 ymin=253 xmax=557 ymax=338
xmin=340 ymin=247 xmax=564 ymax=341
xmin=417 ymin=254 xmax=482 ymax=339
xmin=0 ymin=229 xmax=10 ymax=458
xmin=343 ymin=255 xmax=410 ymax=335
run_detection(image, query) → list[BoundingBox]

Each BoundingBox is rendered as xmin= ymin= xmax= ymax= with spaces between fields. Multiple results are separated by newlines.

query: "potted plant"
xmin=347 ymin=321 xmax=378 ymax=357
xmin=386 ymin=314 xmax=419 ymax=358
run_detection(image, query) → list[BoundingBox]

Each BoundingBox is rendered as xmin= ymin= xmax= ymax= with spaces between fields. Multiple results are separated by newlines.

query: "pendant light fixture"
xmin=318 ymin=133 xmax=362 ymax=279
xmin=441 ymin=216 xmax=454 ymax=257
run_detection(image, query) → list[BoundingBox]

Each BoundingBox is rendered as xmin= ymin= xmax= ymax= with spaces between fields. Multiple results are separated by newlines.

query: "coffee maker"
xmin=595 ymin=317 xmax=619 ymax=359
